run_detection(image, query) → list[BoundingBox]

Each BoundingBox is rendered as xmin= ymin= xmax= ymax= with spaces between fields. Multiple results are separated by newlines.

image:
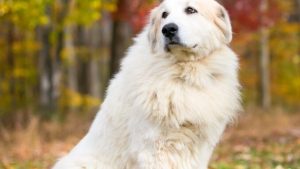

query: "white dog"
xmin=53 ymin=0 xmax=241 ymax=168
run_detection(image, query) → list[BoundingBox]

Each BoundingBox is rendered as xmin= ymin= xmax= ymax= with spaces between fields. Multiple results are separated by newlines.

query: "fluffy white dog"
xmin=53 ymin=0 xmax=241 ymax=168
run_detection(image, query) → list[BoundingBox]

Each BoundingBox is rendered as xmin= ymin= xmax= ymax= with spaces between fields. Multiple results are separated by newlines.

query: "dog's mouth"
xmin=165 ymin=39 xmax=198 ymax=53
xmin=165 ymin=37 xmax=184 ymax=51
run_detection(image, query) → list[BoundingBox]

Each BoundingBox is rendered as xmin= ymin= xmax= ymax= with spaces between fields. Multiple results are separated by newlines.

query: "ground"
xmin=0 ymin=108 xmax=299 ymax=169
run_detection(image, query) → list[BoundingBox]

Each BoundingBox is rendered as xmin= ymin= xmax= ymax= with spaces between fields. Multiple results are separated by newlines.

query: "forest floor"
xmin=0 ymin=107 xmax=299 ymax=169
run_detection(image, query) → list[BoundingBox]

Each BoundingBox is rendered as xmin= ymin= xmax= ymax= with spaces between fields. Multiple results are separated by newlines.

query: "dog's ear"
xmin=214 ymin=7 xmax=232 ymax=44
xmin=148 ymin=7 xmax=161 ymax=53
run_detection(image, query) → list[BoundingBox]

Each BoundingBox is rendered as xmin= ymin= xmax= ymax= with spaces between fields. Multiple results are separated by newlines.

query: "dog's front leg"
xmin=128 ymin=149 xmax=173 ymax=169
xmin=127 ymin=137 xmax=215 ymax=169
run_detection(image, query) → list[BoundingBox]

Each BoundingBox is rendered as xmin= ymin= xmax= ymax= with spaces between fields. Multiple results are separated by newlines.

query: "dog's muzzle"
xmin=162 ymin=23 xmax=180 ymax=46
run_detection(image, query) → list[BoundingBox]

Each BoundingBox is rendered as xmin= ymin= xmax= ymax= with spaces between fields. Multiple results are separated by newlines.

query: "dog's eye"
xmin=185 ymin=7 xmax=198 ymax=14
xmin=162 ymin=11 xmax=169 ymax=19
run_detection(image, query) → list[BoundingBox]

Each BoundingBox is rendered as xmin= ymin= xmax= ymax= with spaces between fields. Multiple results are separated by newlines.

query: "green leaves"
xmin=0 ymin=0 xmax=51 ymax=29
xmin=0 ymin=0 xmax=117 ymax=29
xmin=65 ymin=0 xmax=117 ymax=26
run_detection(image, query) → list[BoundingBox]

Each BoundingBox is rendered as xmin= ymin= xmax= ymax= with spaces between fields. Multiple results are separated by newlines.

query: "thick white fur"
xmin=53 ymin=0 xmax=241 ymax=168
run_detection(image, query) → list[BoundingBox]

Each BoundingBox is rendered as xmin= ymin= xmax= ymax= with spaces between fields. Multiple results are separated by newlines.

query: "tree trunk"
xmin=259 ymin=28 xmax=271 ymax=109
xmin=64 ymin=25 xmax=78 ymax=93
xmin=100 ymin=12 xmax=113 ymax=96
xmin=38 ymin=24 xmax=53 ymax=112
xmin=76 ymin=26 xmax=89 ymax=95
xmin=110 ymin=20 xmax=132 ymax=78
xmin=7 ymin=22 xmax=15 ymax=107
xmin=64 ymin=0 xmax=77 ymax=93
xmin=88 ymin=22 xmax=102 ymax=99
xmin=259 ymin=0 xmax=271 ymax=109
xmin=52 ymin=29 xmax=64 ymax=106
xmin=297 ymin=0 xmax=300 ymax=22
xmin=89 ymin=60 xmax=101 ymax=99
xmin=50 ymin=46 xmax=62 ymax=113
xmin=51 ymin=0 xmax=69 ymax=111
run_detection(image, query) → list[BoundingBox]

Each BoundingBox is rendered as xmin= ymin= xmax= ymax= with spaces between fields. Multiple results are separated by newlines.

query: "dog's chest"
xmin=131 ymin=61 xmax=233 ymax=128
xmin=127 ymin=74 xmax=228 ymax=169
xmin=123 ymin=56 xmax=239 ymax=168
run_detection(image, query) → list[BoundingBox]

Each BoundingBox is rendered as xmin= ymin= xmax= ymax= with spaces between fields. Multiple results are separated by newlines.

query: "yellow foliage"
xmin=13 ymin=68 xmax=29 ymax=78
xmin=39 ymin=15 xmax=49 ymax=25
xmin=60 ymin=88 xmax=101 ymax=109
xmin=102 ymin=2 xmax=117 ymax=12
xmin=92 ymin=12 xmax=101 ymax=21
xmin=0 ymin=3 xmax=9 ymax=16
xmin=90 ymin=1 xmax=101 ymax=9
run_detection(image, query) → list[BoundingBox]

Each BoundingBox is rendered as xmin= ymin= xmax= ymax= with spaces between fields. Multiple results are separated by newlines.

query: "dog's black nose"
xmin=162 ymin=23 xmax=178 ymax=39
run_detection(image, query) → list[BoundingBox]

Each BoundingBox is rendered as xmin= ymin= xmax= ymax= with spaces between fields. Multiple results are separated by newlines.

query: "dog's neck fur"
xmin=160 ymin=46 xmax=237 ymax=89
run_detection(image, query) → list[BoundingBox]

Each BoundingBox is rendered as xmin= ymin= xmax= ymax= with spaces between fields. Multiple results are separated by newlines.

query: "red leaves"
xmin=112 ymin=0 xmax=158 ymax=33
xmin=223 ymin=0 xmax=281 ymax=32
xmin=130 ymin=2 xmax=158 ymax=33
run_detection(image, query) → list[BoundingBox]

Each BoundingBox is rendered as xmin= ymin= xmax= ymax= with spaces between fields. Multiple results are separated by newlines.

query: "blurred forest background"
xmin=0 ymin=0 xmax=299 ymax=168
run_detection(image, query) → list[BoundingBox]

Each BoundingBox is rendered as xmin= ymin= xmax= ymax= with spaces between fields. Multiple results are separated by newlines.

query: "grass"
xmin=211 ymin=108 xmax=300 ymax=169
xmin=0 ymin=108 xmax=299 ymax=169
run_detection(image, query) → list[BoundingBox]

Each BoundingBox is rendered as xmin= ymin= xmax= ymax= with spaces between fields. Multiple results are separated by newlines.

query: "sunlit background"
xmin=0 ymin=0 xmax=299 ymax=168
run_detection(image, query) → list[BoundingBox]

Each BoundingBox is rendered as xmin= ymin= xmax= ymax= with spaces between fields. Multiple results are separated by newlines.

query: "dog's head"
xmin=148 ymin=0 xmax=232 ymax=58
